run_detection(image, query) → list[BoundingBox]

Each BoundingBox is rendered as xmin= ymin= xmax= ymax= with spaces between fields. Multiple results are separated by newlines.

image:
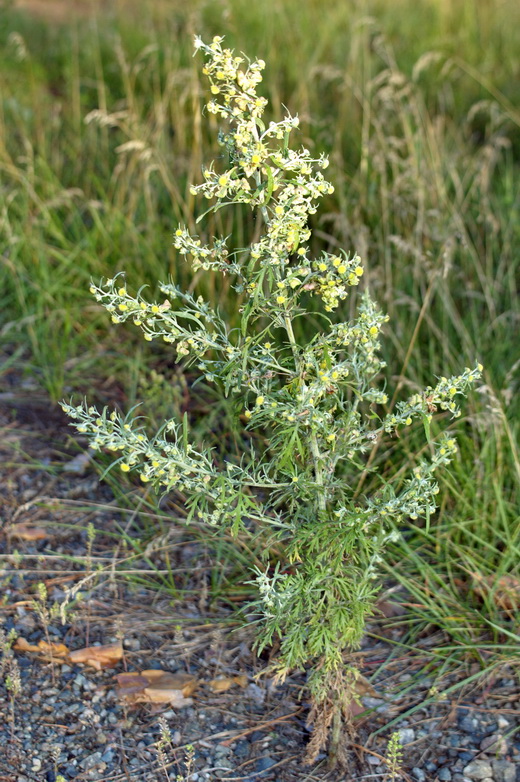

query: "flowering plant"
xmin=62 ymin=35 xmax=481 ymax=764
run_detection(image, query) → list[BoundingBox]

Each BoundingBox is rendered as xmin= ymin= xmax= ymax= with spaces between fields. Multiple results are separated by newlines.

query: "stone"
xmin=480 ymin=733 xmax=506 ymax=754
xmin=491 ymin=759 xmax=516 ymax=782
xmin=398 ymin=728 xmax=415 ymax=744
xmin=215 ymin=744 xmax=232 ymax=756
xmin=459 ymin=716 xmax=479 ymax=733
xmin=497 ymin=716 xmax=510 ymax=730
xmin=412 ymin=768 xmax=426 ymax=782
xmin=463 ymin=760 xmax=493 ymax=780
xmin=438 ymin=768 xmax=452 ymax=781
xmin=255 ymin=756 xmax=277 ymax=776
xmin=80 ymin=753 xmax=103 ymax=771
xmin=233 ymin=740 xmax=250 ymax=759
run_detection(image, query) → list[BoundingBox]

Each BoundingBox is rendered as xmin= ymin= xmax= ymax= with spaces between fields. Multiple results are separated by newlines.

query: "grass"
xmin=1 ymin=0 xmax=519 ymax=685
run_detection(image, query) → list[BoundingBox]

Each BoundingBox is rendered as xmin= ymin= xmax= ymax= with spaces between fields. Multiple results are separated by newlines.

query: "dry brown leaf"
xmin=116 ymin=669 xmax=197 ymax=707
xmin=14 ymin=637 xmax=70 ymax=659
xmin=115 ymin=672 xmax=151 ymax=698
xmin=141 ymin=670 xmax=198 ymax=696
xmin=354 ymin=674 xmax=378 ymax=699
xmin=209 ymin=674 xmax=248 ymax=693
xmin=8 ymin=525 xmax=49 ymax=541
xmin=68 ymin=641 xmax=123 ymax=671
xmin=472 ymin=573 xmax=520 ymax=612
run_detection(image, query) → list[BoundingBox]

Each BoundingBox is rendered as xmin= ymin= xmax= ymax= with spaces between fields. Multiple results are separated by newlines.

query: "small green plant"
xmin=385 ymin=732 xmax=404 ymax=781
xmin=31 ymin=581 xmax=62 ymax=683
xmin=1 ymin=628 xmax=21 ymax=739
xmin=62 ymin=35 xmax=481 ymax=765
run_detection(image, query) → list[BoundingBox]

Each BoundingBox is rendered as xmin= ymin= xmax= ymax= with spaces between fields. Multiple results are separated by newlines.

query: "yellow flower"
xmin=256 ymin=396 xmax=265 ymax=406
xmin=355 ymin=266 xmax=364 ymax=276
xmin=276 ymin=295 xmax=286 ymax=304
xmin=120 ymin=463 xmax=131 ymax=472
xmin=369 ymin=326 xmax=378 ymax=335
xmin=118 ymin=287 xmax=127 ymax=296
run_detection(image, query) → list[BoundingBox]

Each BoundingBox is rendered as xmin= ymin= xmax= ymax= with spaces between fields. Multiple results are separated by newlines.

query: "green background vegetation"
xmin=1 ymin=0 xmax=518 ymax=695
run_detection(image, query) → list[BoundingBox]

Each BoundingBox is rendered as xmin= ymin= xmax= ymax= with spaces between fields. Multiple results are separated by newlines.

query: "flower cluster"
xmin=383 ymin=364 xmax=483 ymax=433
xmin=311 ymin=252 xmax=364 ymax=311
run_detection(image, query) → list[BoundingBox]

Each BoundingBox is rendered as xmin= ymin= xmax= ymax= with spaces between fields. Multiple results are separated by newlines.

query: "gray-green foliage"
xmin=62 ymin=35 xmax=480 ymax=717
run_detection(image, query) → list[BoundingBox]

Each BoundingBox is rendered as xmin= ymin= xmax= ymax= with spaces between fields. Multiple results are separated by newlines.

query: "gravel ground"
xmin=1 ymin=378 xmax=519 ymax=782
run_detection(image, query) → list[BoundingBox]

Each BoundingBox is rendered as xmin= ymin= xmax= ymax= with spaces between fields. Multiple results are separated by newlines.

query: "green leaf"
xmin=423 ymin=414 xmax=432 ymax=444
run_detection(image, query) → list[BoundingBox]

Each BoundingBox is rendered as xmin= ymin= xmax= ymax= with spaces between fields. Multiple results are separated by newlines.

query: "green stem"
xmin=250 ymin=117 xmax=327 ymax=516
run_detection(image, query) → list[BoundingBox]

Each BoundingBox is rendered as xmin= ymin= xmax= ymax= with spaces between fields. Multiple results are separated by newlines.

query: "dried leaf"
xmin=115 ymin=672 xmax=150 ymax=698
xmin=472 ymin=572 xmax=520 ymax=612
xmin=141 ymin=670 xmax=198 ymax=697
xmin=8 ymin=525 xmax=48 ymax=541
xmin=69 ymin=641 xmax=123 ymax=670
xmin=209 ymin=675 xmax=248 ymax=692
xmin=116 ymin=669 xmax=197 ymax=707
xmin=354 ymin=674 xmax=378 ymax=699
xmin=14 ymin=637 xmax=70 ymax=659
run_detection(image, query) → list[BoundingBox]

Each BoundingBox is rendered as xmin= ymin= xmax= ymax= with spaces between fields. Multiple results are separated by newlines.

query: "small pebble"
xmin=459 ymin=716 xmax=478 ymax=733
xmin=398 ymin=728 xmax=415 ymax=744
xmin=255 ymin=756 xmax=277 ymax=775
xmin=367 ymin=755 xmax=381 ymax=766
xmin=31 ymin=759 xmax=42 ymax=772
xmin=463 ymin=760 xmax=493 ymax=780
xmin=491 ymin=759 xmax=516 ymax=782
xmin=80 ymin=752 xmax=103 ymax=770
xmin=412 ymin=768 xmax=426 ymax=782
xmin=438 ymin=768 xmax=452 ymax=781
xmin=233 ymin=740 xmax=250 ymax=759
xmin=480 ymin=733 xmax=506 ymax=754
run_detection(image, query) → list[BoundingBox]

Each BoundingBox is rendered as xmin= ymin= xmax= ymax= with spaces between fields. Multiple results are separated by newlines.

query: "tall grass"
xmin=1 ymin=0 xmax=518 ymax=672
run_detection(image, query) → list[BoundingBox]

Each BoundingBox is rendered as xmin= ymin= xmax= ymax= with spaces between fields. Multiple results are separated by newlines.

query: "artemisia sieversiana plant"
xmin=63 ymin=35 xmax=481 ymax=765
